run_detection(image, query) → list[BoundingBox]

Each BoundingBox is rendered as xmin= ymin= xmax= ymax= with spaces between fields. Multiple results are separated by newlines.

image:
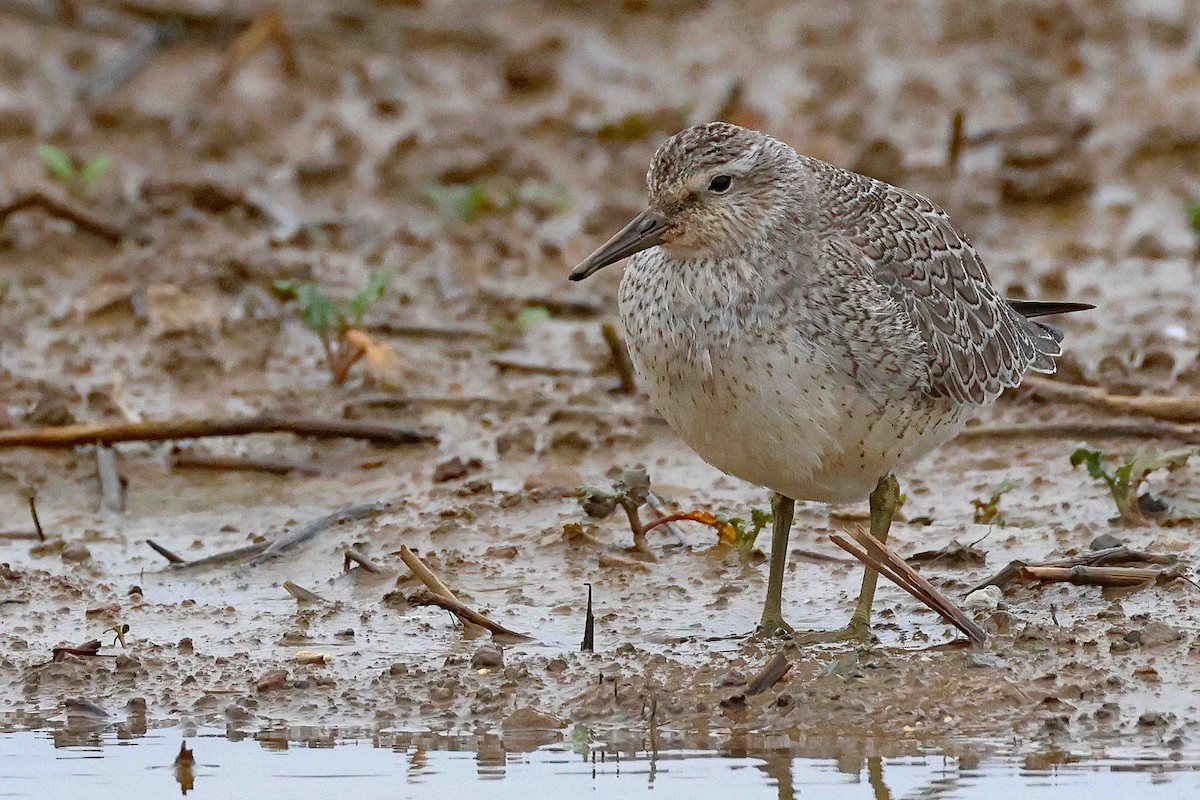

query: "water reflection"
xmin=1 ymin=717 xmax=1199 ymax=799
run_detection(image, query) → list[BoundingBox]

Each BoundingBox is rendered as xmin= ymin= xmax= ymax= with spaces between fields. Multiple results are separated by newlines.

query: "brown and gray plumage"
xmin=570 ymin=122 xmax=1090 ymax=638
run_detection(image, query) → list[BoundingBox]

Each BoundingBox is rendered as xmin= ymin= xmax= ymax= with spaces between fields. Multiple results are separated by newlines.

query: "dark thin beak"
xmin=569 ymin=208 xmax=667 ymax=281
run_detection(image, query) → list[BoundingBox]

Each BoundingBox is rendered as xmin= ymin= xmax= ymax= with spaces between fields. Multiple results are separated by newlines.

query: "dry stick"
xmin=1017 ymin=564 xmax=1182 ymax=588
xmin=283 ymin=580 xmax=331 ymax=603
xmin=407 ymin=589 xmax=533 ymax=641
xmin=488 ymin=357 xmax=593 ymax=377
xmin=212 ymin=5 xmax=298 ymax=88
xmin=146 ymin=539 xmax=184 ymax=565
xmin=170 ymin=452 xmax=320 ymax=476
xmin=342 ymin=546 xmax=383 ymax=574
xmin=0 ymin=415 xmax=436 ymax=448
xmin=744 ymin=652 xmax=791 ymax=697
xmin=601 ymin=322 xmax=637 ymax=394
xmin=1019 ymin=375 xmax=1200 ymax=423
xmin=169 ymin=543 xmax=267 ymax=571
xmin=362 ymin=322 xmax=494 ymax=340
xmin=947 ymin=108 xmax=966 ymax=170
xmin=250 ymin=502 xmax=388 ymax=565
xmin=969 ymin=548 xmax=1186 ymax=594
xmin=398 ymin=545 xmax=485 ymax=637
xmin=0 ymin=189 xmax=139 ymax=245
xmin=581 ymin=583 xmax=594 ymax=653
xmin=28 ymin=492 xmax=45 ymax=542
xmin=957 ymin=419 xmax=1200 ymax=444
xmin=95 ymin=444 xmax=125 ymax=513
xmin=832 ymin=526 xmax=987 ymax=643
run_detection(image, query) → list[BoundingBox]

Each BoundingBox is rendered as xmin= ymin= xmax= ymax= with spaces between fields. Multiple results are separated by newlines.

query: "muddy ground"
xmin=2 ymin=0 xmax=1200 ymax=762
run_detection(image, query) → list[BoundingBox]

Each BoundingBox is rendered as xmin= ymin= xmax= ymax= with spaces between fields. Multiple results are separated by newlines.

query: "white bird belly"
xmin=628 ymin=331 xmax=970 ymax=504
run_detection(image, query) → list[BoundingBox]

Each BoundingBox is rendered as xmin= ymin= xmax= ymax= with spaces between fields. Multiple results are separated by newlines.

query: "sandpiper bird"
xmin=570 ymin=122 xmax=1091 ymax=641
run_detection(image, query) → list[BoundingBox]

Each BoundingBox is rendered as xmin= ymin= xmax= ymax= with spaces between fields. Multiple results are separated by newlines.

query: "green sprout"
xmin=36 ymin=144 xmax=109 ymax=195
xmin=971 ymin=478 xmax=1021 ymax=526
xmin=273 ymin=270 xmax=392 ymax=385
xmin=423 ymin=179 xmax=570 ymax=222
xmin=1188 ymin=202 xmax=1200 ymax=234
xmin=1070 ymin=443 xmax=1192 ymax=524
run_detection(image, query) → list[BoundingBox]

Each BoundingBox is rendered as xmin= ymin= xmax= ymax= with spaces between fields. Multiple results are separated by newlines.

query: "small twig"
xmin=170 ymin=451 xmax=320 ymax=476
xmin=95 ymin=444 xmax=125 ymax=513
xmin=250 ymin=502 xmax=388 ymax=565
xmin=1018 ymin=564 xmax=1183 ymax=588
xmin=168 ymin=543 xmax=267 ymax=571
xmin=947 ymin=108 xmax=965 ymax=170
xmin=398 ymin=545 xmax=485 ymax=637
xmin=744 ymin=652 xmax=791 ymax=697
xmin=0 ymin=416 xmax=436 ymax=448
xmin=969 ymin=547 xmax=1191 ymax=594
xmin=643 ymin=491 xmax=689 ymax=547
xmin=0 ymin=188 xmax=140 ymax=245
xmin=407 ymin=589 xmax=533 ymax=641
xmin=489 ymin=357 xmax=593 ymax=376
xmin=51 ymin=639 xmax=111 ymax=662
xmin=283 ymin=580 xmax=331 ymax=603
xmin=342 ymin=546 xmax=383 ymax=574
xmin=211 ymin=5 xmax=298 ymax=89
xmin=28 ymin=492 xmax=45 ymax=542
xmin=832 ymin=526 xmax=987 ymax=643
xmin=581 ymin=583 xmax=594 ymax=653
xmin=146 ymin=539 xmax=184 ymax=565
xmin=957 ymin=420 xmax=1200 ymax=444
xmin=361 ymin=322 xmax=494 ymax=340
xmin=601 ymin=322 xmax=637 ymax=394
xmin=1019 ymin=376 xmax=1200 ymax=423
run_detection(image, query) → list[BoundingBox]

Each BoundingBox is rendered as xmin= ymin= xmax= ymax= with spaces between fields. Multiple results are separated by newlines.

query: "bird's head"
xmin=570 ymin=122 xmax=799 ymax=281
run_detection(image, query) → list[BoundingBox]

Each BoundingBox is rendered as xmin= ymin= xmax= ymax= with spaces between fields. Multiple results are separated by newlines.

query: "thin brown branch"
xmin=0 ymin=415 xmax=436 ymax=448
xmin=212 ymin=5 xmax=298 ymax=88
xmin=744 ymin=652 xmax=791 ymax=697
xmin=283 ymin=580 xmax=331 ymax=603
xmin=0 ymin=189 xmax=142 ymax=245
xmin=601 ymin=321 xmax=637 ymax=394
xmin=398 ymin=545 xmax=485 ymax=636
xmin=27 ymin=492 xmax=45 ymax=542
xmin=407 ymin=589 xmax=533 ymax=641
xmin=342 ymin=546 xmax=383 ymax=574
xmin=957 ymin=419 xmax=1200 ymax=444
xmin=146 ymin=539 xmax=184 ymax=564
xmin=170 ymin=451 xmax=320 ymax=476
xmin=833 ymin=525 xmax=987 ymax=643
xmin=489 ymin=357 xmax=592 ymax=376
xmin=1019 ymin=375 xmax=1200 ymax=423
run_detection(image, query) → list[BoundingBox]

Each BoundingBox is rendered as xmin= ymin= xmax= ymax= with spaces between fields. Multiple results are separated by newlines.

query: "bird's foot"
xmin=754 ymin=613 xmax=795 ymax=639
xmin=788 ymin=619 xmax=872 ymax=647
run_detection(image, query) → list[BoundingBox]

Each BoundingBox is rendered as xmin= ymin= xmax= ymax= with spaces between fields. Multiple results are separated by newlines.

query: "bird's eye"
xmin=708 ymin=175 xmax=733 ymax=193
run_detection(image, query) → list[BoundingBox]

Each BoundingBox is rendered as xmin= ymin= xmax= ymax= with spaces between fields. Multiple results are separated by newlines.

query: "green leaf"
xmin=515 ymin=305 xmax=551 ymax=330
xmin=1188 ymin=202 xmax=1200 ymax=233
xmin=1070 ymin=446 xmax=1110 ymax=482
xmin=36 ymin=143 xmax=75 ymax=183
xmin=78 ymin=156 xmax=110 ymax=190
xmin=272 ymin=279 xmax=299 ymax=298
xmin=423 ymin=183 xmax=491 ymax=222
xmin=347 ymin=270 xmax=392 ymax=323
xmin=293 ymin=284 xmax=339 ymax=332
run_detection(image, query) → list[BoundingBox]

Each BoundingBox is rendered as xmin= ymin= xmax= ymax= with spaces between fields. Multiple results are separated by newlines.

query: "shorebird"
xmin=570 ymin=122 xmax=1091 ymax=641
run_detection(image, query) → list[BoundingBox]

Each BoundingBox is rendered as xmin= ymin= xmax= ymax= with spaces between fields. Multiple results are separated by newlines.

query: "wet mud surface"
xmin=2 ymin=0 xmax=1200 ymax=762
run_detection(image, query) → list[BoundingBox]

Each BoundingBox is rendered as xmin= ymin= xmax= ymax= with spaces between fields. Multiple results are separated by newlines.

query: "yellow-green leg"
xmin=790 ymin=473 xmax=901 ymax=645
xmin=756 ymin=493 xmax=795 ymax=637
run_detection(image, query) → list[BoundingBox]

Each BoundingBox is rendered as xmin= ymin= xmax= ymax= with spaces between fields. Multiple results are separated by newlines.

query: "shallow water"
xmin=2 ymin=727 xmax=1198 ymax=800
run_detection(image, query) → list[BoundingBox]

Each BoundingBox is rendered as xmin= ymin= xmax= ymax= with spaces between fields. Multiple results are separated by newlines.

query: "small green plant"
xmin=36 ymin=143 xmax=109 ymax=195
xmin=1188 ymin=202 xmax=1200 ymax=234
xmin=971 ymin=478 xmax=1021 ymax=525
xmin=423 ymin=179 xmax=570 ymax=222
xmin=1070 ymin=443 xmax=1192 ymax=524
xmin=273 ymin=270 xmax=393 ymax=385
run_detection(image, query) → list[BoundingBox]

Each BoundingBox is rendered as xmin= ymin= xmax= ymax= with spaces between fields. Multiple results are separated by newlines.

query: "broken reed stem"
xmin=283 ymin=580 xmax=331 ymax=603
xmin=744 ymin=652 xmax=791 ymax=697
xmin=0 ymin=415 xmax=436 ymax=448
xmin=146 ymin=539 xmax=185 ymax=565
xmin=601 ymin=322 xmax=637 ymax=394
xmin=957 ymin=419 xmax=1200 ymax=444
xmin=407 ymin=589 xmax=533 ymax=641
xmin=581 ymin=583 xmax=594 ymax=652
xmin=1019 ymin=376 xmax=1200 ymax=424
xmin=833 ymin=525 xmax=987 ymax=643
xmin=1018 ymin=564 xmax=1170 ymax=587
xmin=343 ymin=546 xmax=383 ymax=573
xmin=170 ymin=451 xmax=319 ymax=476
xmin=28 ymin=493 xmax=45 ymax=542
xmin=251 ymin=502 xmax=387 ymax=565
xmin=398 ymin=545 xmax=485 ymax=637
xmin=0 ymin=189 xmax=141 ymax=245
